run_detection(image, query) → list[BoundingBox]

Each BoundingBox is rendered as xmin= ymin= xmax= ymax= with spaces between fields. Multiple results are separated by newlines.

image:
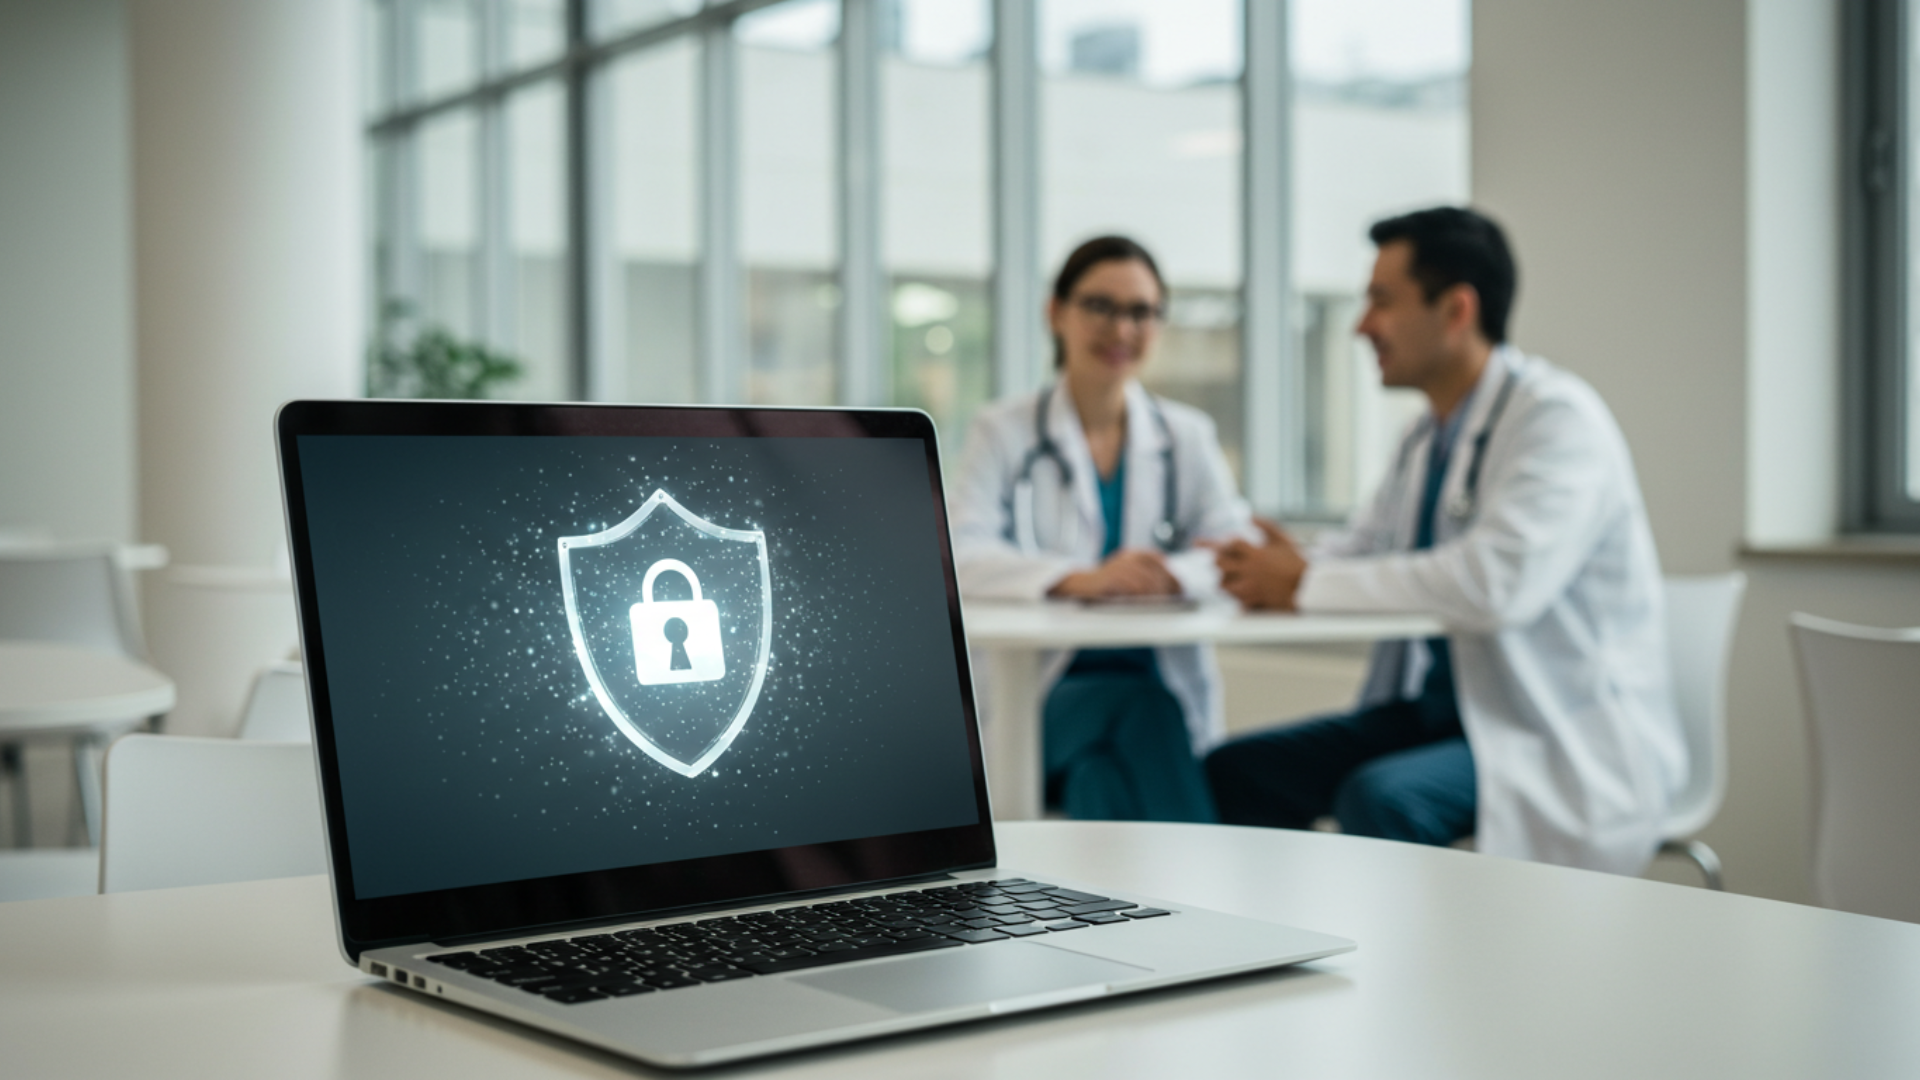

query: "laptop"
xmin=275 ymin=399 xmax=1353 ymax=1069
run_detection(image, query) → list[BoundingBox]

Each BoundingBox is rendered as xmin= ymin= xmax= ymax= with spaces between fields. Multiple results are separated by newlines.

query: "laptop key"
xmin=1044 ymin=920 xmax=1087 ymax=932
xmin=598 ymin=982 xmax=655 ymax=997
xmin=542 ymin=986 xmax=610 ymax=1005
xmin=685 ymin=966 xmax=750 ymax=981
xmin=1075 ymin=913 xmax=1128 ymax=925
xmin=697 ymin=969 xmax=754 ymax=983
xmin=644 ymin=975 xmax=701 ymax=990
xmin=1045 ymin=889 xmax=1108 ymax=904
xmin=1060 ymin=900 xmax=1139 ymax=916
xmin=997 ymin=923 xmax=1049 ymax=937
xmin=937 ymin=928 xmax=1009 ymax=944
xmin=739 ymin=934 xmax=962 ymax=976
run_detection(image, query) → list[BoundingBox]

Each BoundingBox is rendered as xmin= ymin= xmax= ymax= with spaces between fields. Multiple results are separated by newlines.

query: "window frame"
xmin=1847 ymin=0 xmax=1920 ymax=530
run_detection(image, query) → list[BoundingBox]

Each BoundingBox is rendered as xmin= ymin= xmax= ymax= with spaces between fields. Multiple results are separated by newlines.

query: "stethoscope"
xmin=1007 ymin=385 xmax=1183 ymax=555
xmin=1394 ymin=365 xmax=1521 ymax=523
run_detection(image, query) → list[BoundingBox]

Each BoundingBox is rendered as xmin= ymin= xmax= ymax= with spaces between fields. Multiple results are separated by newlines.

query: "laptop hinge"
xmin=428 ymin=870 xmax=961 ymax=948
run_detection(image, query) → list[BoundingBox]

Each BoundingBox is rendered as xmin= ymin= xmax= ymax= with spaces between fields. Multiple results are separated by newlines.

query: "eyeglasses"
xmin=1070 ymin=295 xmax=1166 ymax=327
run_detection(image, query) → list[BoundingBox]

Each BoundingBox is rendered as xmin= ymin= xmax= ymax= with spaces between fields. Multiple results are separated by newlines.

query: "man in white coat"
xmin=1205 ymin=207 xmax=1685 ymax=875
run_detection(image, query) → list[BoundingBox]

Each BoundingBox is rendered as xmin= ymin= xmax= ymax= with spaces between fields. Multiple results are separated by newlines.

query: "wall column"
xmin=130 ymin=0 xmax=361 ymax=734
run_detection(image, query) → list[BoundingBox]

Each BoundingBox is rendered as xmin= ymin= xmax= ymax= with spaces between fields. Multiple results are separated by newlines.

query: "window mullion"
xmin=565 ymin=0 xmax=615 ymax=400
xmin=380 ymin=0 xmax=423 ymax=343
xmin=700 ymin=17 xmax=744 ymax=404
xmin=479 ymin=0 xmax=514 ymax=354
xmin=839 ymin=0 xmax=886 ymax=407
xmin=1242 ymin=0 xmax=1296 ymax=515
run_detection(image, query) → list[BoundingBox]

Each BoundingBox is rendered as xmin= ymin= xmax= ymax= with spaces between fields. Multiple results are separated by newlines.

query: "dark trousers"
xmin=1043 ymin=671 xmax=1218 ymax=823
xmin=1204 ymin=697 xmax=1476 ymax=846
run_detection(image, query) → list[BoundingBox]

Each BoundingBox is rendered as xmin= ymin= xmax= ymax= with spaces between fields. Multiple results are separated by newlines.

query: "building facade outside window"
xmin=363 ymin=0 xmax=1468 ymax=518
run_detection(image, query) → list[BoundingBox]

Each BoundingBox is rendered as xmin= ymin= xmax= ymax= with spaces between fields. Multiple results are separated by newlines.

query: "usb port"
xmin=369 ymin=962 xmax=388 ymax=978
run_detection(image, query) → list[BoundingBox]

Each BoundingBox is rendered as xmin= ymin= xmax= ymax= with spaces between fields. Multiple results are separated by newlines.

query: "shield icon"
xmin=557 ymin=490 xmax=771 ymax=777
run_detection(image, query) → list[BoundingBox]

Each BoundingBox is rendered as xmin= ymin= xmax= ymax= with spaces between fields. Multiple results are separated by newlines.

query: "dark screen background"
xmin=296 ymin=435 xmax=979 ymax=900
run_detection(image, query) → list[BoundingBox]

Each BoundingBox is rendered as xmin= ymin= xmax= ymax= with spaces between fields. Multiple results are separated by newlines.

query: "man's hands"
xmin=1212 ymin=518 xmax=1308 ymax=611
xmin=1047 ymin=548 xmax=1182 ymax=600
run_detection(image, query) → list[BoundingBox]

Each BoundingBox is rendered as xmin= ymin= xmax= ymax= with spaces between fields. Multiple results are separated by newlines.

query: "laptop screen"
xmin=278 ymin=403 xmax=993 ymax=954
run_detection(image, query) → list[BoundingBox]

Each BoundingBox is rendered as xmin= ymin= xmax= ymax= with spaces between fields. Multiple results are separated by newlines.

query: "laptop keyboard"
xmin=422 ymin=878 xmax=1173 ymax=1005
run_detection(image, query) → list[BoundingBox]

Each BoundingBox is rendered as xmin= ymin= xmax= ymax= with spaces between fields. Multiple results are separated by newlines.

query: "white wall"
xmin=0 ymin=0 xmax=135 ymax=545
xmin=1475 ymin=0 xmax=1748 ymax=577
xmin=1475 ymin=0 xmax=1920 ymax=906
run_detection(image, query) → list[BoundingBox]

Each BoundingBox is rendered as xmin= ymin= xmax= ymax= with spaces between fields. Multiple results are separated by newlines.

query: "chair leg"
xmin=72 ymin=735 xmax=106 ymax=849
xmin=1658 ymin=838 xmax=1723 ymax=890
xmin=2 ymin=742 xmax=31 ymax=848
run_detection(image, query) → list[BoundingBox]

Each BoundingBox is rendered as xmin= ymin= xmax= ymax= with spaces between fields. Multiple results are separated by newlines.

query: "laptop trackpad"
xmin=792 ymin=943 xmax=1148 ymax=1015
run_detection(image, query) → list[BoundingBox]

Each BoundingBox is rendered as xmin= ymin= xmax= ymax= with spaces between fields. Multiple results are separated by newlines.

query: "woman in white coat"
xmin=951 ymin=236 xmax=1253 ymax=822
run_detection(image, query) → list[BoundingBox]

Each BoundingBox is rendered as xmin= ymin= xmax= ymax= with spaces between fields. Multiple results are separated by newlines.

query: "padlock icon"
xmin=630 ymin=558 xmax=727 ymax=686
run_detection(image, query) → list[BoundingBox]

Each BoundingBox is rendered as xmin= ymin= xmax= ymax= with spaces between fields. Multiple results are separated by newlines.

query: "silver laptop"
xmin=275 ymin=399 xmax=1353 ymax=1069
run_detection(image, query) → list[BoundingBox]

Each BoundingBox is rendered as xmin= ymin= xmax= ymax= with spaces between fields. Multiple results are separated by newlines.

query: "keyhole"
xmin=663 ymin=617 xmax=692 ymax=670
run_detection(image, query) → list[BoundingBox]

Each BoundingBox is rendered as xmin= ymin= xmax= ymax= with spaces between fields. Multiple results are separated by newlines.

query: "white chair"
xmin=236 ymin=662 xmax=311 ymax=742
xmin=1788 ymin=613 xmax=1920 ymax=923
xmin=0 ymin=544 xmax=149 ymax=659
xmin=1650 ymin=573 xmax=1746 ymax=889
xmin=0 ymin=544 xmax=160 ymax=847
xmin=0 ymin=849 xmax=101 ymax=903
xmin=99 ymin=734 xmax=327 ymax=893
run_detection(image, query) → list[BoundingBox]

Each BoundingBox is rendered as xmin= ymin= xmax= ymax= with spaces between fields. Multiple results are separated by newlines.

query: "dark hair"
xmin=1367 ymin=207 xmax=1517 ymax=344
xmin=1050 ymin=235 xmax=1166 ymax=369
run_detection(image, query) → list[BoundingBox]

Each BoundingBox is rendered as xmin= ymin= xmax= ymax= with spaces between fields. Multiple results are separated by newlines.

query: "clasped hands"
xmin=1043 ymin=518 xmax=1307 ymax=610
xmin=1208 ymin=518 xmax=1307 ymax=611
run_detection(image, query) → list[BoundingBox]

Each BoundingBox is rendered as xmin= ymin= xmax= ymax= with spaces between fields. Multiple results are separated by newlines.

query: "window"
xmin=1290 ymin=0 xmax=1470 ymax=516
xmin=1040 ymin=0 xmax=1247 ymax=476
xmin=885 ymin=0 xmax=994 ymax=447
xmin=1851 ymin=0 xmax=1920 ymax=529
xmin=363 ymin=0 xmax=1471 ymax=515
xmin=605 ymin=39 xmax=701 ymax=403
xmin=739 ymin=0 xmax=842 ymax=405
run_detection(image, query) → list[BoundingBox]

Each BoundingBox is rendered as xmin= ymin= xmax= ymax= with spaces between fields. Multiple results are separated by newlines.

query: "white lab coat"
xmin=1299 ymin=346 xmax=1685 ymax=875
xmin=951 ymin=378 xmax=1255 ymax=754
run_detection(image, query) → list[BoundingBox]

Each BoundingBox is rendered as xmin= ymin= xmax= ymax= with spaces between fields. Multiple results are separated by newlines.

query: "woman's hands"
xmin=1047 ymin=549 xmax=1181 ymax=600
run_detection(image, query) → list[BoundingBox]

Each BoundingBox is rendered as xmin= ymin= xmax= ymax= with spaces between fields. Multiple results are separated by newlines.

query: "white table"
xmin=0 ymin=640 xmax=175 ymax=845
xmin=962 ymin=601 xmax=1442 ymax=818
xmin=3 ymin=821 xmax=1916 ymax=1079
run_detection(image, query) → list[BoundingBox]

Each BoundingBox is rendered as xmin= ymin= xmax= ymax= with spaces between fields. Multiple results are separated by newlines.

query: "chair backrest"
xmin=236 ymin=662 xmax=311 ymax=742
xmin=1789 ymin=613 xmax=1920 ymax=923
xmin=1660 ymin=572 xmax=1747 ymax=838
xmin=0 ymin=545 xmax=147 ymax=659
xmin=99 ymin=734 xmax=327 ymax=893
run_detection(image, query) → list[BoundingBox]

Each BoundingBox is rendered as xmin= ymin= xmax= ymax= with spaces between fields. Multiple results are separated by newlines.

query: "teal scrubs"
xmin=1041 ymin=455 xmax=1218 ymax=822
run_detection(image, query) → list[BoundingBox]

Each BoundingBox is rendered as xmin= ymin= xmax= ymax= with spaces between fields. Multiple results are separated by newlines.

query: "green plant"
xmin=366 ymin=300 xmax=525 ymax=400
